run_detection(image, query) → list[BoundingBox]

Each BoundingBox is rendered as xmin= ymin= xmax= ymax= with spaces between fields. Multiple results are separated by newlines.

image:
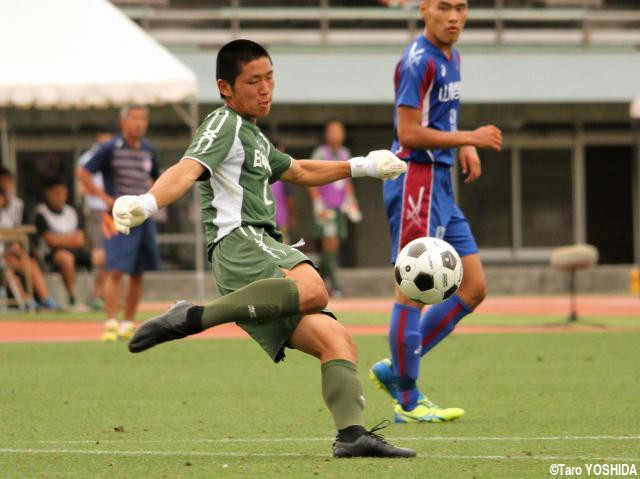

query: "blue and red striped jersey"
xmin=391 ymin=34 xmax=461 ymax=167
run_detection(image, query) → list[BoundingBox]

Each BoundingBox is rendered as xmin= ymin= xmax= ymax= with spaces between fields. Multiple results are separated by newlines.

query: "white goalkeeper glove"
xmin=348 ymin=150 xmax=407 ymax=180
xmin=112 ymin=193 xmax=158 ymax=235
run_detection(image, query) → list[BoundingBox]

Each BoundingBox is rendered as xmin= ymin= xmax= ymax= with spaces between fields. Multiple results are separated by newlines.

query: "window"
xmin=458 ymin=149 xmax=512 ymax=248
xmin=521 ymin=148 xmax=573 ymax=247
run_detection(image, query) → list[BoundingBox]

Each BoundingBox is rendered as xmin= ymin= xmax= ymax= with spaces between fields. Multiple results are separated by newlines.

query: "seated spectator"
xmin=35 ymin=178 xmax=95 ymax=311
xmin=0 ymin=167 xmax=23 ymax=227
xmin=0 ymin=173 xmax=58 ymax=310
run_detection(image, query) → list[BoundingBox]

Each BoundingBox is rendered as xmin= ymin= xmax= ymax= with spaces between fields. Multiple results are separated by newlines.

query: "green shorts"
xmin=210 ymin=226 xmax=310 ymax=362
xmin=313 ymin=209 xmax=348 ymax=240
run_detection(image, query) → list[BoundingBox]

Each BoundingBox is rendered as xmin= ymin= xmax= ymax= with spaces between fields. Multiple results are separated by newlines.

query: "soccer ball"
xmin=394 ymin=237 xmax=463 ymax=305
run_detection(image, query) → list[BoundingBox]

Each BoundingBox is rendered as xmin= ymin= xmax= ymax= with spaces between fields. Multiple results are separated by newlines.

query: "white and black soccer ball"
xmin=394 ymin=237 xmax=463 ymax=305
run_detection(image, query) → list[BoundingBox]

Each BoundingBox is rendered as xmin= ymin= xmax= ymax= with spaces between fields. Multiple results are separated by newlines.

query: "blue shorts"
xmin=104 ymin=219 xmax=160 ymax=274
xmin=383 ymin=162 xmax=478 ymax=264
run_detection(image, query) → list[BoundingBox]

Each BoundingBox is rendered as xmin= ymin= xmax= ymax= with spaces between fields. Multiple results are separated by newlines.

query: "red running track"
xmin=323 ymin=295 xmax=640 ymax=316
xmin=1 ymin=295 xmax=638 ymax=344
xmin=138 ymin=295 xmax=640 ymax=316
xmin=0 ymin=320 xmax=636 ymax=344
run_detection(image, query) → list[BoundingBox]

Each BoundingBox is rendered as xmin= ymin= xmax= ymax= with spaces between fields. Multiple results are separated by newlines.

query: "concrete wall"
xmin=43 ymin=264 xmax=634 ymax=305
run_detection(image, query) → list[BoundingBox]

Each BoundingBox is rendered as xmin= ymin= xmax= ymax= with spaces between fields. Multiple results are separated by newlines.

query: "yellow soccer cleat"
xmin=418 ymin=394 xmax=442 ymax=409
xmin=118 ymin=322 xmax=136 ymax=341
xmin=101 ymin=330 xmax=118 ymax=342
xmin=393 ymin=403 xmax=465 ymax=424
xmin=370 ymin=359 xmax=456 ymax=410
xmin=101 ymin=319 xmax=118 ymax=342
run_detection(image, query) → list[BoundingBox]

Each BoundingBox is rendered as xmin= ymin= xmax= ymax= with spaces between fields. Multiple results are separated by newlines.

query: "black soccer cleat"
xmin=128 ymin=300 xmax=196 ymax=353
xmin=332 ymin=421 xmax=416 ymax=459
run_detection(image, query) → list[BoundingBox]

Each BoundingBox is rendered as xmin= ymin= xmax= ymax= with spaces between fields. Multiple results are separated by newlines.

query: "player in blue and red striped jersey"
xmin=370 ymin=0 xmax=503 ymax=423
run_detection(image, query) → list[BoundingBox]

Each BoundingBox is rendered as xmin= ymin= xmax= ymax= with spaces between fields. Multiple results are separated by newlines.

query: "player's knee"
xmin=55 ymin=250 xmax=73 ymax=268
xmin=91 ymin=249 xmax=105 ymax=267
xmin=315 ymin=285 xmax=330 ymax=311
xmin=464 ymin=281 xmax=487 ymax=309
xmin=326 ymin=323 xmax=357 ymax=362
xmin=302 ymin=278 xmax=329 ymax=312
xmin=340 ymin=326 xmax=357 ymax=359
xmin=108 ymin=270 xmax=122 ymax=280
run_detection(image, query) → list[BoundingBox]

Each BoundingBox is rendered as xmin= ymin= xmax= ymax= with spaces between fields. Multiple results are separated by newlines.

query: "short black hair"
xmin=45 ymin=176 xmax=66 ymax=189
xmin=216 ymin=39 xmax=272 ymax=99
xmin=0 ymin=166 xmax=12 ymax=179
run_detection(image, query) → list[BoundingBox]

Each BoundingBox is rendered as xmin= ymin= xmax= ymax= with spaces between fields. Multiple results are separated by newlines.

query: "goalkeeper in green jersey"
xmin=111 ymin=39 xmax=414 ymax=459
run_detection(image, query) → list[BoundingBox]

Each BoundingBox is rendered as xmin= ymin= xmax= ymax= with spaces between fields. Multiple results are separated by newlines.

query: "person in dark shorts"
xmin=77 ymin=106 xmax=161 ymax=341
xmin=35 ymin=178 xmax=94 ymax=310
xmin=110 ymin=40 xmax=415 ymax=459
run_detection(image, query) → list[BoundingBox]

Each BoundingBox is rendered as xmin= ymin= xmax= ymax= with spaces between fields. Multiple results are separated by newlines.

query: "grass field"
xmin=1 ymin=312 xmax=639 ymax=478
xmin=6 ymin=309 xmax=640 ymax=328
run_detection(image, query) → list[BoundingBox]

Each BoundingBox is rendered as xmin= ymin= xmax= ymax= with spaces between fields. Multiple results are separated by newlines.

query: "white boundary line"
xmin=0 ymin=448 xmax=639 ymax=462
xmin=16 ymin=435 xmax=640 ymax=445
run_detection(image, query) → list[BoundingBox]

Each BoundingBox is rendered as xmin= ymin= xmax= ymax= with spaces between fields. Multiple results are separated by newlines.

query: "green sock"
xmin=321 ymin=359 xmax=365 ymax=430
xmin=199 ymin=278 xmax=299 ymax=329
xmin=321 ymin=250 xmax=339 ymax=290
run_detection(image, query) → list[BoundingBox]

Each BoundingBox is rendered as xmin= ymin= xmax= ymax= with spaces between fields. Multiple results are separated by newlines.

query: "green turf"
xmin=0 ymin=310 xmax=159 ymax=322
xmin=338 ymin=311 xmax=640 ymax=328
xmin=4 ymin=309 xmax=640 ymax=330
xmin=1 ymin=328 xmax=639 ymax=478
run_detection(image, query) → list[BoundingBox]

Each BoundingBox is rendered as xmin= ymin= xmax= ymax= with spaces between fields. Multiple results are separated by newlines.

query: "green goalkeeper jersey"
xmin=182 ymin=106 xmax=293 ymax=252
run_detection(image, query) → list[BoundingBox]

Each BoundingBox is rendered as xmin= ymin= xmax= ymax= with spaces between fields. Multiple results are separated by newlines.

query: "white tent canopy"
xmin=0 ymin=0 xmax=197 ymax=109
xmin=0 ymin=0 xmax=204 ymax=299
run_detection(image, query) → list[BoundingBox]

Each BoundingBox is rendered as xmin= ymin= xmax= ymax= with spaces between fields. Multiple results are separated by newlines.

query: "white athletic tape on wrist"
xmin=348 ymin=156 xmax=370 ymax=178
xmin=139 ymin=193 xmax=158 ymax=216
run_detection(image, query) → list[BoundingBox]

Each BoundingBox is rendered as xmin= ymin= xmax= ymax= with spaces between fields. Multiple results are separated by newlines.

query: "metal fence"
xmin=115 ymin=0 xmax=640 ymax=49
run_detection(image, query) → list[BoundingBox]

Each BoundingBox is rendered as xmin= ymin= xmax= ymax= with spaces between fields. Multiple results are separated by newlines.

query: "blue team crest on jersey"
xmin=406 ymin=41 xmax=425 ymax=70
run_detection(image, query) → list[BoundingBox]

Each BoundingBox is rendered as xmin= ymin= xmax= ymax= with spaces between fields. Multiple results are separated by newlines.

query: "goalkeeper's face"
xmin=218 ymin=56 xmax=274 ymax=121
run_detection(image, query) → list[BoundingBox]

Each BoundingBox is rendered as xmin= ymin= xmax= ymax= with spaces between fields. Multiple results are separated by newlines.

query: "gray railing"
xmin=116 ymin=1 xmax=640 ymax=49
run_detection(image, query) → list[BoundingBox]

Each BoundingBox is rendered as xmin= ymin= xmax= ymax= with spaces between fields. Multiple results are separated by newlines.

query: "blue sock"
xmin=419 ymin=295 xmax=472 ymax=357
xmin=388 ymin=303 xmax=423 ymax=411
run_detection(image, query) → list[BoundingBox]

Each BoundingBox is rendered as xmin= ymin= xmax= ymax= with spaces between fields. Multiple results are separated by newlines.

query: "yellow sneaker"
xmin=118 ymin=321 xmax=136 ymax=341
xmin=393 ymin=402 xmax=465 ymax=423
xmin=101 ymin=330 xmax=118 ymax=342
xmin=101 ymin=319 xmax=118 ymax=342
